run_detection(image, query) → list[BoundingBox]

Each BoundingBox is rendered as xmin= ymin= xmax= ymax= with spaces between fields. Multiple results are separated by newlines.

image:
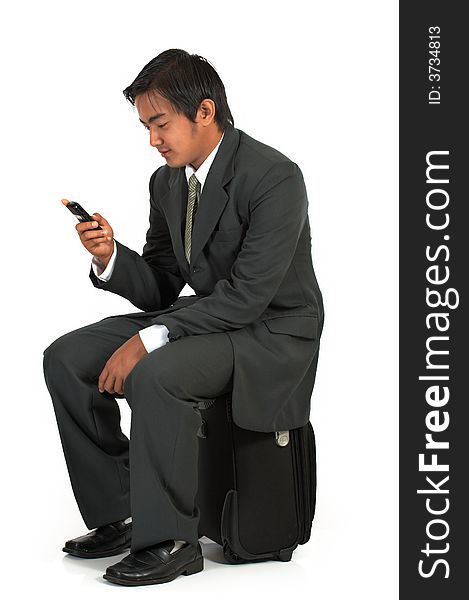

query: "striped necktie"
xmin=184 ymin=173 xmax=201 ymax=262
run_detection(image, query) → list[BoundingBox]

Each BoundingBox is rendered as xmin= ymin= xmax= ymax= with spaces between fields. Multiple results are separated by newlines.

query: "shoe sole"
xmin=62 ymin=541 xmax=131 ymax=559
xmin=102 ymin=556 xmax=204 ymax=586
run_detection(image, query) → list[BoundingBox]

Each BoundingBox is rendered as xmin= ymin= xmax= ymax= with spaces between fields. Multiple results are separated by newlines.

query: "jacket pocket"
xmin=263 ymin=315 xmax=318 ymax=339
xmin=211 ymin=225 xmax=245 ymax=242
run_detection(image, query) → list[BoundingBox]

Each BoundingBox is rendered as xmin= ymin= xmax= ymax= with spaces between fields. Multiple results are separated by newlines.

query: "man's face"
xmin=135 ymin=91 xmax=209 ymax=170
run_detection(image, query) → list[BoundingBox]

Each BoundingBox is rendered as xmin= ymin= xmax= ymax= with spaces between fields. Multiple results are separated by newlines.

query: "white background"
xmin=0 ymin=1 xmax=398 ymax=598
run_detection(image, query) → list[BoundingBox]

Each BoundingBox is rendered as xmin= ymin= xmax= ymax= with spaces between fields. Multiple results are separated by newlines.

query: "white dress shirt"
xmin=92 ymin=132 xmax=225 ymax=352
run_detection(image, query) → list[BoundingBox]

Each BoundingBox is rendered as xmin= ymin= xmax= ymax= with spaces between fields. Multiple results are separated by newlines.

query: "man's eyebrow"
xmin=139 ymin=113 xmax=166 ymax=125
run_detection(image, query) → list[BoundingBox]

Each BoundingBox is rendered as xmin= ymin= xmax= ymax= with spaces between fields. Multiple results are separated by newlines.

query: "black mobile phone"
xmin=66 ymin=201 xmax=102 ymax=230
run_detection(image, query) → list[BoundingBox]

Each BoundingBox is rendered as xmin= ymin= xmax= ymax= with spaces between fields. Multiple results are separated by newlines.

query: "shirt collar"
xmin=185 ymin=131 xmax=225 ymax=192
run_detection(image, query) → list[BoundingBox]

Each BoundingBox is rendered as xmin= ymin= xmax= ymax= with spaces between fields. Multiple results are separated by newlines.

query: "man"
xmin=43 ymin=49 xmax=324 ymax=586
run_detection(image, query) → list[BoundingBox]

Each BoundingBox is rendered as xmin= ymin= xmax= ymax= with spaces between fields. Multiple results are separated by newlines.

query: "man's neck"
xmin=190 ymin=128 xmax=224 ymax=171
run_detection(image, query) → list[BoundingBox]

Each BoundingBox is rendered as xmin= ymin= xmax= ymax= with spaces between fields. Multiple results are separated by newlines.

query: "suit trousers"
xmin=43 ymin=314 xmax=234 ymax=552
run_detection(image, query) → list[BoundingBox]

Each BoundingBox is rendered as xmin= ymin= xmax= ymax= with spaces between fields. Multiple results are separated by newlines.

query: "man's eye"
xmin=142 ymin=123 xmax=167 ymax=131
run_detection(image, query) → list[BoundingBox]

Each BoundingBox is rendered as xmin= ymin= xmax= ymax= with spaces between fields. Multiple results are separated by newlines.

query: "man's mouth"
xmin=159 ymin=149 xmax=171 ymax=157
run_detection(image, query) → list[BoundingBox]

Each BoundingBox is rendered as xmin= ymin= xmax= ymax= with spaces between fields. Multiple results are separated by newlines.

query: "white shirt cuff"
xmin=92 ymin=241 xmax=117 ymax=280
xmin=138 ymin=324 xmax=170 ymax=353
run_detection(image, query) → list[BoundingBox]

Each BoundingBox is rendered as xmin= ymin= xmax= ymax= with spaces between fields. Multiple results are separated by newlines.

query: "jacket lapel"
xmin=160 ymin=125 xmax=240 ymax=274
xmin=189 ymin=125 xmax=239 ymax=267
xmin=160 ymin=168 xmax=188 ymax=275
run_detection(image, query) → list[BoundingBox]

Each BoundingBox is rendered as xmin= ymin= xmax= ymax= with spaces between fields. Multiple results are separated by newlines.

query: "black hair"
xmin=123 ymin=49 xmax=234 ymax=130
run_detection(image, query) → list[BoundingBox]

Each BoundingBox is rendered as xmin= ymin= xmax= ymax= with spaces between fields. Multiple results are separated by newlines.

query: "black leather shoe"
xmin=103 ymin=540 xmax=204 ymax=586
xmin=62 ymin=520 xmax=132 ymax=558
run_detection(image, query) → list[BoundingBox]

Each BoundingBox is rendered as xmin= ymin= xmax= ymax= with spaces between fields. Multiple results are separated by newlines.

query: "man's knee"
xmin=43 ymin=333 xmax=71 ymax=370
xmin=43 ymin=329 xmax=92 ymax=377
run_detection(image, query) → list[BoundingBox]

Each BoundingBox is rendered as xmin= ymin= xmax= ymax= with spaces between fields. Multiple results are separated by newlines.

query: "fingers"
xmin=99 ymin=367 xmax=116 ymax=394
xmin=75 ymin=221 xmax=113 ymax=260
xmin=98 ymin=366 xmax=107 ymax=393
xmin=74 ymin=214 xmax=112 ymax=235
xmin=114 ymin=378 xmax=124 ymax=396
xmin=68 ymin=206 xmax=114 ymax=260
xmin=76 ymin=223 xmax=109 ymax=240
xmin=92 ymin=212 xmax=112 ymax=231
xmin=98 ymin=374 xmax=123 ymax=395
xmin=98 ymin=339 xmax=143 ymax=397
xmin=75 ymin=219 xmax=101 ymax=233
xmin=98 ymin=360 xmax=125 ymax=395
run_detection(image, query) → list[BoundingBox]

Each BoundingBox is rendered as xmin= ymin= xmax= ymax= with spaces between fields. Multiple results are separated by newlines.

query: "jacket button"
xmin=192 ymin=266 xmax=200 ymax=273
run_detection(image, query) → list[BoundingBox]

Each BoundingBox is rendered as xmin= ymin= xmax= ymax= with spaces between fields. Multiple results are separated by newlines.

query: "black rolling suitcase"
xmin=195 ymin=392 xmax=316 ymax=563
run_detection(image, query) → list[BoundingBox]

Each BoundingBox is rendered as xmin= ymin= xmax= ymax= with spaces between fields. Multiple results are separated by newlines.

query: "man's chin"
xmin=164 ymin=156 xmax=184 ymax=168
xmin=160 ymin=151 xmax=174 ymax=163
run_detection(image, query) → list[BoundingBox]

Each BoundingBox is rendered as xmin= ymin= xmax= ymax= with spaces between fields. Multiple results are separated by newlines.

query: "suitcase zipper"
xmin=307 ymin=423 xmax=317 ymax=522
xmin=292 ymin=424 xmax=315 ymax=544
xmin=300 ymin=426 xmax=312 ymax=542
xmin=292 ymin=428 xmax=305 ymax=542
xmin=302 ymin=423 xmax=317 ymax=543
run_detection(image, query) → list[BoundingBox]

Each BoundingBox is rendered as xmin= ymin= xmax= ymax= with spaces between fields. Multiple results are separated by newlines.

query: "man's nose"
xmin=150 ymin=128 xmax=162 ymax=147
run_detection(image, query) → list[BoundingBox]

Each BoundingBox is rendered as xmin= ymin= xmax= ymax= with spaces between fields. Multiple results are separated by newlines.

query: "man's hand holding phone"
xmin=62 ymin=198 xmax=115 ymax=269
xmin=61 ymin=199 xmax=147 ymax=391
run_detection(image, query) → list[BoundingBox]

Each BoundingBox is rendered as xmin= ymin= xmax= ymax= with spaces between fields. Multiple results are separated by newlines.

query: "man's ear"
xmin=197 ymin=99 xmax=216 ymax=126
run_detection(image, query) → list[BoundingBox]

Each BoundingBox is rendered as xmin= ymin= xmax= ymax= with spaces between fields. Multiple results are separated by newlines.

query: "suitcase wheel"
xmin=223 ymin=541 xmax=249 ymax=564
xmin=223 ymin=541 xmax=294 ymax=564
xmin=277 ymin=548 xmax=293 ymax=562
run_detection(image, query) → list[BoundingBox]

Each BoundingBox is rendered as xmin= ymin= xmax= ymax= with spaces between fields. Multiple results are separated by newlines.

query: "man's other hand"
xmin=98 ymin=334 xmax=148 ymax=395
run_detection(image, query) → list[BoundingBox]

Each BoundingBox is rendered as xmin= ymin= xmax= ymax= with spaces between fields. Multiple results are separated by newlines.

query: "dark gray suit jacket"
xmin=90 ymin=124 xmax=324 ymax=432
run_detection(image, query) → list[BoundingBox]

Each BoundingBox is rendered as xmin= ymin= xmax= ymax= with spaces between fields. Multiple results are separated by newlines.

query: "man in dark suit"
xmin=43 ymin=49 xmax=323 ymax=586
